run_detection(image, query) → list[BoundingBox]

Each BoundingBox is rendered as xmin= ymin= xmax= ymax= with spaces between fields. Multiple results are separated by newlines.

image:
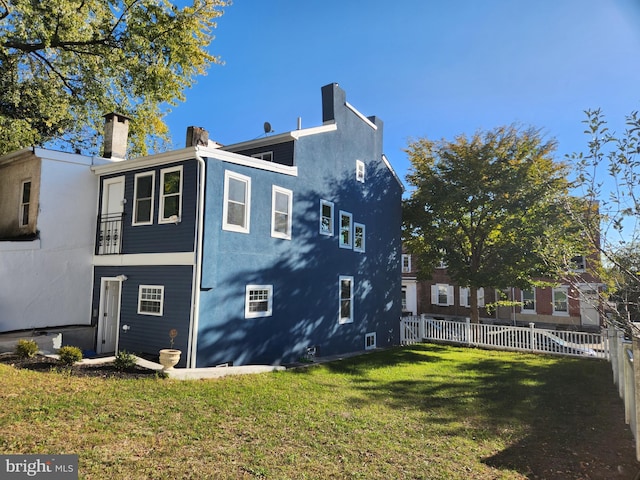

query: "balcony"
xmin=97 ymin=213 xmax=123 ymax=255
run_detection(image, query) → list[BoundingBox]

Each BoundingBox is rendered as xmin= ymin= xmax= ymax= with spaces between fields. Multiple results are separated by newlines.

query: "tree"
xmin=403 ymin=125 xmax=582 ymax=323
xmin=0 ymin=0 xmax=228 ymax=156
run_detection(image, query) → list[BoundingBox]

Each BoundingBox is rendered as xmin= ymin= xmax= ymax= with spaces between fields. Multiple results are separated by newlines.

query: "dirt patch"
xmin=0 ymin=354 xmax=161 ymax=379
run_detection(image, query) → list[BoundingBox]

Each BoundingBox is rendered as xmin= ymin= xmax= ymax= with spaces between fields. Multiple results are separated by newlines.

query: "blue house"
xmin=90 ymin=84 xmax=403 ymax=367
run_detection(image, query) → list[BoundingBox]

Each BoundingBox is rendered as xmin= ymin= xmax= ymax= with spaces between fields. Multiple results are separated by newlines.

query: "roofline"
xmin=222 ymin=122 xmax=337 ymax=152
xmin=0 ymin=147 xmax=105 ymax=167
xmin=382 ymin=154 xmax=405 ymax=191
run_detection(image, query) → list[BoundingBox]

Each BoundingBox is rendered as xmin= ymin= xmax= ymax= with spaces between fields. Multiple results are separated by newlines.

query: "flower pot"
xmin=159 ymin=349 xmax=181 ymax=371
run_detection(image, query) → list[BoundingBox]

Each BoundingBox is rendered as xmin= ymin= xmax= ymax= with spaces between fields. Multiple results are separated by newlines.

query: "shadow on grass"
xmin=296 ymin=343 xmax=639 ymax=479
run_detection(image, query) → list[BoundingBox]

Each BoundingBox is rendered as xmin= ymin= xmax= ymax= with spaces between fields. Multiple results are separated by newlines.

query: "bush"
xmin=58 ymin=346 xmax=83 ymax=366
xmin=113 ymin=350 xmax=137 ymax=371
xmin=15 ymin=339 xmax=39 ymax=358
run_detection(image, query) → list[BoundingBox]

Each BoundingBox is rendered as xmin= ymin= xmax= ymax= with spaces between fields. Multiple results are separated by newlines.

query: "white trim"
xmin=354 ymin=222 xmax=365 ymax=253
xmin=132 ymin=171 xmax=155 ymax=226
xmin=222 ymin=170 xmax=251 ymax=233
xmin=271 ymin=186 xmax=292 ymax=240
xmin=137 ymin=285 xmax=164 ymax=316
xmin=339 ymin=275 xmax=354 ymax=324
xmin=365 ymin=332 xmax=376 ymax=350
xmin=339 ymin=210 xmax=353 ymax=249
xmin=382 ymin=154 xmax=404 ymax=191
xmin=290 ymin=122 xmax=337 ymax=139
xmin=221 ymin=123 xmax=338 ymax=153
xmin=345 ymin=102 xmax=378 ymax=130
xmin=93 ymin=252 xmax=194 ymax=266
xmin=245 ymin=285 xmax=273 ymax=318
xmin=320 ymin=199 xmax=334 ymax=236
xmin=158 ymin=166 xmax=183 ymax=224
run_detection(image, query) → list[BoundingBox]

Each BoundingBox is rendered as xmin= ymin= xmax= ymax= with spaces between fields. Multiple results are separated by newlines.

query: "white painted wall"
xmin=0 ymin=149 xmax=105 ymax=332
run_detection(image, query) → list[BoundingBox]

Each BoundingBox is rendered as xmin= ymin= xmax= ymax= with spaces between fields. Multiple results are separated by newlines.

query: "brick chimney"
xmin=103 ymin=112 xmax=130 ymax=160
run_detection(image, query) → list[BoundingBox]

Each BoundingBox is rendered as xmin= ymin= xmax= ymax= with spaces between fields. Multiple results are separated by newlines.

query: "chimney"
xmin=186 ymin=126 xmax=209 ymax=147
xmin=103 ymin=113 xmax=130 ymax=160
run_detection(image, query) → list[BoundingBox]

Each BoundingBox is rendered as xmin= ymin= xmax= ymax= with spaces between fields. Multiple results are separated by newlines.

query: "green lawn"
xmin=0 ymin=344 xmax=636 ymax=479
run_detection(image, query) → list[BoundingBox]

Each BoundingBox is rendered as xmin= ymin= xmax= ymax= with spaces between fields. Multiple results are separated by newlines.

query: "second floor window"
xmin=19 ymin=179 xmax=31 ymax=227
xmin=402 ymin=254 xmax=411 ymax=273
xmin=339 ymin=211 xmax=352 ymax=248
xmin=223 ymin=170 xmax=251 ymax=233
xmin=133 ymin=172 xmax=154 ymax=225
xmin=159 ymin=167 xmax=182 ymax=223
xmin=320 ymin=199 xmax=334 ymax=236
xmin=272 ymin=186 xmax=292 ymax=240
xmin=354 ymin=223 xmax=365 ymax=252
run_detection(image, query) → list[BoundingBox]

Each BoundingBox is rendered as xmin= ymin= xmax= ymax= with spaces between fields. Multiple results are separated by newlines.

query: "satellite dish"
xmin=263 ymin=122 xmax=273 ymax=135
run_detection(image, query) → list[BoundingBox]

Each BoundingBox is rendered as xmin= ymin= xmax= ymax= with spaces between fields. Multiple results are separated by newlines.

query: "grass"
xmin=0 ymin=344 xmax=635 ymax=479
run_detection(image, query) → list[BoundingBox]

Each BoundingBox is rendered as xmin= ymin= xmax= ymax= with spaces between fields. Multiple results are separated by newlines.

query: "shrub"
xmin=58 ymin=346 xmax=83 ymax=366
xmin=15 ymin=339 xmax=39 ymax=358
xmin=113 ymin=351 xmax=137 ymax=371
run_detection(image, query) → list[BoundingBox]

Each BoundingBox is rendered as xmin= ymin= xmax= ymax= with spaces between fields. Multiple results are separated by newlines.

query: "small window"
xmin=354 ymin=223 xmax=365 ymax=252
xmin=271 ymin=186 xmax=292 ymax=240
xmin=251 ymin=151 xmax=273 ymax=162
xmin=339 ymin=211 xmax=352 ymax=249
xmin=245 ymin=285 xmax=273 ymax=318
xmin=19 ymin=180 xmax=31 ymax=227
xmin=223 ymin=171 xmax=251 ymax=233
xmin=133 ymin=172 xmax=154 ymax=225
xmin=356 ymin=160 xmax=365 ymax=183
xmin=522 ymin=289 xmax=536 ymax=313
xmin=570 ymin=255 xmax=586 ymax=272
xmin=138 ymin=285 xmax=164 ymax=316
xmin=320 ymin=199 xmax=334 ymax=236
xmin=159 ymin=167 xmax=182 ymax=223
xmin=365 ymin=332 xmax=376 ymax=350
xmin=339 ymin=276 xmax=354 ymax=324
xmin=553 ymin=287 xmax=569 ymax=315
xmin=402 ymin=254 xmax=411 ymax=273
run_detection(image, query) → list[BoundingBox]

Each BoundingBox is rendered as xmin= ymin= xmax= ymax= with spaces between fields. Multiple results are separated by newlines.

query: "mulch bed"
xmin=0 ymin=353 xmax=161 ymax=379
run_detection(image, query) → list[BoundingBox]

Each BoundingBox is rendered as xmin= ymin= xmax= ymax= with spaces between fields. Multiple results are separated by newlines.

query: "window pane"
xmin=21 ymin=204 xmax=29 ymax=225
xmin=163 ymin=195 xmax=179 ymax=218
xmin=228 ymin=178 xmax=246 ymax=203
xmin=274 ymin=212 xmax=288 ymax=233
xmin=22 ymin=182 xmax=31 ymax=203
xmin=275 ymin=191 xmax=289 ymax=213
xmin=163 ymin=171 xmax=180 ymax=194
xmin=137 ymin=175 xmax=153 ymax=198
xmin=227 ymin=202 xmax=246 ymax=226
xmin=136 ymin=199 xmax=152 ymax=223
xmin=554 ymin=290 xmax=568 ymax=312
xmin=341 ymin=299 xmax=351 ymax=318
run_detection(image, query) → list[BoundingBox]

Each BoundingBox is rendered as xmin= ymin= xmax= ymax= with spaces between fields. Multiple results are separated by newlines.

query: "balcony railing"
xmin=97 ymin=213 xmax=124 ymax=255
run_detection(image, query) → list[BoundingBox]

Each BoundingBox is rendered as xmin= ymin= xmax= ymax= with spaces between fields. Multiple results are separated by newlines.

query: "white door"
xmin=97 ymin=279 xmax=121 ymax=354
xmin=579 ymin=287 xmax=600 ymax=327
xmin=99 ymin=177 xmax=125 ymax=254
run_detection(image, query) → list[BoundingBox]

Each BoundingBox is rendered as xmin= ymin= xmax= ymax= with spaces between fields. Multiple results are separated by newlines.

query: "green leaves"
xmin=0 ymin=0 xmax=229 ymax=156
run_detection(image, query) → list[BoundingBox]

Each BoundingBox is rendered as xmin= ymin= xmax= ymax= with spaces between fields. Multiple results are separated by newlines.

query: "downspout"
xmin=187 ymin=153 xmax=206 ymax=368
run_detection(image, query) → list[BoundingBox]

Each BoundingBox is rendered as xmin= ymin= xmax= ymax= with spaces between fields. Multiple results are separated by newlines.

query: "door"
xmin=99 ymin=176 xmax=125 ymax=254
xmin=579 ymin=287 xmax=600 ymax=327
xmin=97 ymin=279 xmax=121 ymax=354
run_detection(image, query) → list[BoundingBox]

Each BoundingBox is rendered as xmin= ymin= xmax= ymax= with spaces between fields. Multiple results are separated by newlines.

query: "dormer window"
xmin=252 ymin=151 xmax=274 ymax=162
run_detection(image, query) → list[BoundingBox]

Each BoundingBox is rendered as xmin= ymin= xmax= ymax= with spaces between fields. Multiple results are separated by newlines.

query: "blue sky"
xmin=164 ymin=0 xmax=640 ymax=189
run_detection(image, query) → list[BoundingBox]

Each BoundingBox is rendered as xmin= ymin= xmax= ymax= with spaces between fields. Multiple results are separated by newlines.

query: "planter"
xmin=159 ymin=349 xmax=181 ymax=371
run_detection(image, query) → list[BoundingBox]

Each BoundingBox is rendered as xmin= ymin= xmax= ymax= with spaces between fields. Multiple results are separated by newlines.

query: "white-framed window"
xmin=159 ymin=166 xmax=182 ymax=223
xmin=19 ymin=179 xmax=31 ymax=227
xmin=356 ymin=160 xmax=365 ymax=183
xmin=320 ymin=199 xmax=334 ymax=236
xmin=133 ymin=172 xmax=154 ymax=225
xmin=402 ymin=254 xmax=411 ymax=273
xmin=339 ymin=211 xmax=352 ymax=249
xmin=570 ymin=255 xmax=586 ymax=272
xmin=138 ymin=285 xmax=164 ymax=316
xmin=354 ymin=223 xmax=365 ymax=253
xmin=459 ymin=287 xmax=485 ymax=307
xmin=271 ymin=186 xmax=292 ymax=240
xmin=431 ymin=284 xmax=454 ymax=306
xmin=339 ymin=276 xmax=354 ymax=324
xmin=223 ymin=170 xmax=251 ymax=233
xmin=522 ymin=289 xmax=536 ymax=313
xmin=402 ymin=285 xmax=407 ymax=310
xmin=365 ymin=332 xmax=376 ymax=350
xmin=245 ymin=285 xmax=273 ymax=318
xmin=553 ymin=287 xmax=569 ymax=315
xmin=251 ymin=151 xmax=273 ymax=162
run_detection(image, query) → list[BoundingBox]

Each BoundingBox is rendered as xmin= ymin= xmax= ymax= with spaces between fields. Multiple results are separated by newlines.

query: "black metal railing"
xmin=97 ymin=213 xmax=124 ymax=255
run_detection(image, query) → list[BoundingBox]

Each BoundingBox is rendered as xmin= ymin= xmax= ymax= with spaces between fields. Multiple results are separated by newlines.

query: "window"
xmin=571 ymin=255 xmax=586 ymax=272
xmin=354 ymin=223 xmax=365 ymax=252
xmin=553 ymin=287 xmax=569 ymax=315
xmin=459 ymin=287 xmax=485 ymax=307
xmin=252 ymin=151 xmax=273 ymax=162
xmin=19 ymin=180 xmax=31 ymax=227
xmin=271 ymin=186 xmax=292 ymax=239
xmin=431 ymin=284 xmax=454 ymax=306
xmin=339 ymin=276 xmax=354 ymax=324
xmin=436 ymin=260 xmax=447 ymax=269
xmin=401 ymin=286 xmax=407 ymax=310
xmin=339 ymin=211 xmax=352 ymax=249
xmin=365 ymin=332 xmax=376 ymax=350
xmin=223 ymin=171 xmax=251 ymax=233
xmin=522 ymin=289 xmax=536 ymax=313
xmin=356 ymin=160 xmax=365 ymax=183
xmin=320 ymin=200 xmax=334 ymax=236
xmin=138 ymin=285 xmax=164 ymax=316
xmin=159 ymin=167 xmax=182 ymax=223
xmin=402 ymin=254 xmax=411 ymax=273
xmin=133 ymin=172 xmax=154 ymax=225
xmin=245 ymin=285 xmax=273 ymax=318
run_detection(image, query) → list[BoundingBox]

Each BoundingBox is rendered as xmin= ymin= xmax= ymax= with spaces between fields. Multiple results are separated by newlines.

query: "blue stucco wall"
xmin=196 ymin=84 xmax=402 ymax=366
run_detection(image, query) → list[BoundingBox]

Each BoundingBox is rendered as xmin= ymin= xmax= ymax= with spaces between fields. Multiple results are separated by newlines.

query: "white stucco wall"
xmin=0 ymin=149 xmax=103 ymax=332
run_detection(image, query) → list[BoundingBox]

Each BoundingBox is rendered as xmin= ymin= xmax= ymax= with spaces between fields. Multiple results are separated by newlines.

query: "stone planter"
xmin=159 ymin=349 xmax=181 ymax=371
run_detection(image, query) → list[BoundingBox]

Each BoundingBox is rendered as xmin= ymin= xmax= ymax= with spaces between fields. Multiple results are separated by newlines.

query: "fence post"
xmin=619 ymin=331 xmax=627 ymax=399
xmin=419 ymin=314 xmax=426 ymax=341
xmin=633 ymin=335 xmax=640 ymax=461
xmin=529 ymin=323 xmax=536 ymax=352
xmin=465 ymin=317 xmax=471 ymax=346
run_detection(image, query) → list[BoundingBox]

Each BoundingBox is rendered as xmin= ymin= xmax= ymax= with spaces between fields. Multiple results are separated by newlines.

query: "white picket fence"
xmin=400 ymin=314 xmax=609 ymax=359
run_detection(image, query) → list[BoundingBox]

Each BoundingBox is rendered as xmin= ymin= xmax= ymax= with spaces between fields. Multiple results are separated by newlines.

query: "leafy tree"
xmin=403 ymin=125 xmax=583 ymax=323
xmin=0 ymin=0 xmax=228 ymax=156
